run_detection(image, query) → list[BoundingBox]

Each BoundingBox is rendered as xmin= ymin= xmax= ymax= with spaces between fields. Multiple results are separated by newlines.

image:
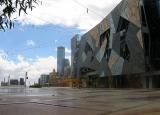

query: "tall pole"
xmin=4 ymin=78 xmax=5 ymax=86
xmin=8 ymin=75 xmax=10 ymax=87
xmin=25 ymin=72 xmax=28 ymax=88
xmin=7 ymin=75 xmax=10 ymax=94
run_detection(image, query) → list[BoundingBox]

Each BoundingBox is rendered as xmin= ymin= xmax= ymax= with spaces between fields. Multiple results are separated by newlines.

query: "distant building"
xmin=1 ymin=78 xmax=8 ymax=86
xmin=10 ymin=79 xmax=18 ymax=85
xmin=20 ymin=78 xmax=24 ymax=85
xmin=1 ymin=82 xmax=8 ymax=86
xmin=49 ymin=69 xmax=58 ymax=86
xmin=39 ymin=74 xmax=49 ymax=86
xmin=71 ymin=34 xmax=80 ymax=78
xmin=57 ymin=46 xmax=65 ymax=78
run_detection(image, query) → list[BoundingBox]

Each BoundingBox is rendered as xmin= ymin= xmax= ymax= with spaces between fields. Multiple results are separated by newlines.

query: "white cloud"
xmin=26 ymin=40 xmax=35 ymax=47
xmin=17 ymin=55 xmax=24 ymax=62
xmin=65 ymin=48 xmax=71 ymax=54
xmin=15 ymin=0 xmax=122 ymax=31
xmin=0 ymin=51 xmax=57 ymax=85
xmin=0 ymin=50 xmax=8 ymax=60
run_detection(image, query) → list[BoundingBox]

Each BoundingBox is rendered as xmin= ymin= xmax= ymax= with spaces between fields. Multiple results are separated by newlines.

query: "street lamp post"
xmin=8 ymin=75 xmax=10 ymax=87
xmin=4 ymin=78 xmax=5 ymax=86
xmin=25 ymin=72 xmax=28 ymax=88
xmin=7 ymin=75 xmax=10 ymax=94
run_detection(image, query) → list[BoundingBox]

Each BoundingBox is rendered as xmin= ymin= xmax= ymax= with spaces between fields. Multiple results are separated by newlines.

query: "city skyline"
xmin=0 ymin=45 xmax=72 ymax=86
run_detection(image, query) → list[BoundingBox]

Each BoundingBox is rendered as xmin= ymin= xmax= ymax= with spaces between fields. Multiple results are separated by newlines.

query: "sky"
xmin=0 ymin=0 xmax=122 ymax=85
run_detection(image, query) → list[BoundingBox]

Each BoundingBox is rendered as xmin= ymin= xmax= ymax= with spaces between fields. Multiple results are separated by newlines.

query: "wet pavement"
xmin=0 ymin=87 xmax=160 ymax=115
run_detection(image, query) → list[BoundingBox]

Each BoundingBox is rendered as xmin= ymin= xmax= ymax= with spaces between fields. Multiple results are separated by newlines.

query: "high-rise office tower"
xmin=71 ymin=34 xmax=80 ymax=77
xmin=57 ymin=46 xmax=65 ymax=78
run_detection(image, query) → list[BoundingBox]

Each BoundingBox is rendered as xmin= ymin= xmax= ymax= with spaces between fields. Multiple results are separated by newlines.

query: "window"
xmin=117 ymin=16 xmax=130 ymax=61
xmin=117 ymin=16 xmax=129 ymax=33
xmin=100 ymin=29 xmax=111 ymax=60
xmin=120 ymin=40 xmax=130 ymax=61
xmin=100 ymin=29 xmax=110 ymax=47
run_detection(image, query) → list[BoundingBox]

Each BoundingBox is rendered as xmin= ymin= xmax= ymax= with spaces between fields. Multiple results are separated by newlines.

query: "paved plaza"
xmin=0 ymin=87 xmax=160 ymax=115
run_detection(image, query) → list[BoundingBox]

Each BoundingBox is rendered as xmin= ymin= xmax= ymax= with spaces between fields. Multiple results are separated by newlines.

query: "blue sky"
xmin=0 ymin=23 xmax=81 ymax=62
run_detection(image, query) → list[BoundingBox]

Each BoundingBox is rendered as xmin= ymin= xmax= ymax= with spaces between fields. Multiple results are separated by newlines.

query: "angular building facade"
xmin=72 ymin=0 xmax=160 ymax=88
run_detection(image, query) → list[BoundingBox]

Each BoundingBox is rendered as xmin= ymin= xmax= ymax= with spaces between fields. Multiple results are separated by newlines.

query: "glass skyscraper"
xmin=57 ymin=46 xmax=65 ymax=77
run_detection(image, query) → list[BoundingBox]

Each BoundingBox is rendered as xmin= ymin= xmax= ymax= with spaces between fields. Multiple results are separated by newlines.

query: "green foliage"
xmin=0 ymin=0 xmax=41 ymax=31
xmin=29 ymin=83 xmax=42 ymax=88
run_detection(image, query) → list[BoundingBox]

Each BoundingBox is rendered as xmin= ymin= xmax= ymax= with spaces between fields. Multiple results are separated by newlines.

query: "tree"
xmin=0 ymin=0 xmax=41 ymax=31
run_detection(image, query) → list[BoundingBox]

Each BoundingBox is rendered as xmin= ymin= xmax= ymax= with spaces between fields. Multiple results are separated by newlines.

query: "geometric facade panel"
xmin=136 ymin=30 xmax=144 ymax=48
xmin=96 ymin=39 xmax=107 ymax=63
xmin=111 ymin=57 xmax=124 ymax=75
xmin=73 ymin=0 xmax=146 ymax=78
xmin=108 ymin=50 xmax=120 ymax=70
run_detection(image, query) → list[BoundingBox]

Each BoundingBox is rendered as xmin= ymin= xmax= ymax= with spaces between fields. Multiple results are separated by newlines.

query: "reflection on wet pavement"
xmin=0 ymin=87 xmax=160 ymax=115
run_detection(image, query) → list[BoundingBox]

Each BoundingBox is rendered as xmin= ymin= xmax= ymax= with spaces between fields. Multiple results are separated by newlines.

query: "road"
xmin=0 ymin=87 xmax=160 ymax=115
